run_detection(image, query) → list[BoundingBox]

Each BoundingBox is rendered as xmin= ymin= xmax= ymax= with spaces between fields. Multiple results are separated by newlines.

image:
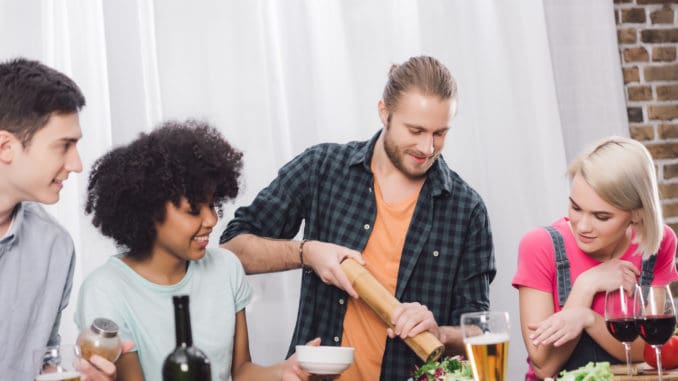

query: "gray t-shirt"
xmin=0 ymin=202 xmax=75 ymax=380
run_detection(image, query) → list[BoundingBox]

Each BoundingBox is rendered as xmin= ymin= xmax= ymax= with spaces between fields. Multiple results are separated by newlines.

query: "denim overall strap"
xmin=545 ymin=226 xmax=643 ymax=373
xmin=545 ymin=226 xmax=571 ymax=307
xmin=639 ymin=254 xmax=657 ymax=286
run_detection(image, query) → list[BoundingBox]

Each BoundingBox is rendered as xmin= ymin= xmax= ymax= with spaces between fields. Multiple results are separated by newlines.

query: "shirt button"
xmin=338 ymin=298 xmax=345 ymax=305
xmin=433 ymin=250 xmax=439 ymax=257
xmin=334 ymin=336 xmax=340 ymax=342
xmin=368 ymin=187 xmax=372 ymax=193
xmin=364 ymin=224 xmax=370 ymax=230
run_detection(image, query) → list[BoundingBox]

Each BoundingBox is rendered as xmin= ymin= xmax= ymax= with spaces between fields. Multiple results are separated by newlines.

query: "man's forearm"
xmin=439 ymin=325 xmax=466 ymax=356
xmin=221 ymin=233 xmax=302 ymax=274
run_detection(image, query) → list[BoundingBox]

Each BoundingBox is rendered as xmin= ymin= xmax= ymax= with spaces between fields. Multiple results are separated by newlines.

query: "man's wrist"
xmin=298 ymin=239 xmax=309 ymax=269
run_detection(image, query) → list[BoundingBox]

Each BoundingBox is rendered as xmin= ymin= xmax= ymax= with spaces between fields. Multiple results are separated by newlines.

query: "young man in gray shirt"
xmin=0 ymin=58 xmax=130 ymax=380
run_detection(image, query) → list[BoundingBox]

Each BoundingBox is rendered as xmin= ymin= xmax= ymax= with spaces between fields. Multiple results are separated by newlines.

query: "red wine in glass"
xmin=638 ymin=315 xmax=677 ymax=345
xmin=605 ymin=287 xmax=640 ymax=376
xmin=606 ymin=318 xmax=639 ymax=342
xmin=636 ymin=284 xmax=677 ymax=381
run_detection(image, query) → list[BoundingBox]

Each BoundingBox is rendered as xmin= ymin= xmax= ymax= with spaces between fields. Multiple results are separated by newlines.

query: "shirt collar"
xmin=0 ymin=203 xmax=23 ymax=248
xmin=347 ymin=129 xmax=453 ymax=196
xmin=347 ymin=130 xmax=381 ymax=171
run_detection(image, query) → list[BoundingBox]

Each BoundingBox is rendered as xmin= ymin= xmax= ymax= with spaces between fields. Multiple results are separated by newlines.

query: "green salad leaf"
xmin=410 ymin=356 xmax=473 ymax=381
xmin=556 ymin=362 xmax=613 ymax=381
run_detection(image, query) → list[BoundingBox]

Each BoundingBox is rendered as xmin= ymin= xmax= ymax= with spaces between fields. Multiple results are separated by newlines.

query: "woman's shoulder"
xmin=656 ymin=224 xmax=677 ymax=257
xmin=662 ymin=224 xmax=677 ymax=242
xmin=81 ymin=256 xmax=128 ymax=287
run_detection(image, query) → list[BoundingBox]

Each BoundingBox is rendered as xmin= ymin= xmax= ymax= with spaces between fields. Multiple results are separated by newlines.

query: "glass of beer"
xmin=461 ymin=311 xmax=509 ymax=381
xmin=33 ymin=345 xmax=81 ymax=381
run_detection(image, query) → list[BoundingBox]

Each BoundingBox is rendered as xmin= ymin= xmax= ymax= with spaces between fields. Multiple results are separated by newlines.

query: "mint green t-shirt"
xmin=75 ymin=248 xmax=252 ymax=381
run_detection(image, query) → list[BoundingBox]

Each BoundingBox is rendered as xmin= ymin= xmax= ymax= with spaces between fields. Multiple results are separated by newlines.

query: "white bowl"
xmin=295 ymin=345 xmax=355 ymax=375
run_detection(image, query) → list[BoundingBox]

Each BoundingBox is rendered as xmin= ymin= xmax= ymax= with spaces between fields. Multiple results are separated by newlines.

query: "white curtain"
xmin=0 ymin=1 xmax=626 ymax=379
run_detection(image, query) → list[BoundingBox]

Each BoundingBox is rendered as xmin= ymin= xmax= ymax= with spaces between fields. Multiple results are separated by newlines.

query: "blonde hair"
xmin=382 ymin=56 xmax=457 ymax=113
xmin=567 ymin=136 xmax=663 ymax=257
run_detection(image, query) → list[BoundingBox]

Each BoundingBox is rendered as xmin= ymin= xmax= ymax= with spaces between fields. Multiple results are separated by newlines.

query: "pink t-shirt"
xmin=512 ymin=217 xmax=678 ymax=379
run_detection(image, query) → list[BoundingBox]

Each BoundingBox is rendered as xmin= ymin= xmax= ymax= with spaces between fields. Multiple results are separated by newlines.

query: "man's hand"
xmin=387 ymin=302 xmax=440 ymax=340
xmin=302 ymin=241 xmax=365 ymax=298
xmin=77 ymin=341 xmax=135 ymax=381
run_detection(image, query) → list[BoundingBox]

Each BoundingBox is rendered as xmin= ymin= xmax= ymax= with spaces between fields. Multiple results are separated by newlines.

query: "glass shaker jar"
xmin=77 ymin=318 xmax=122 ymax=363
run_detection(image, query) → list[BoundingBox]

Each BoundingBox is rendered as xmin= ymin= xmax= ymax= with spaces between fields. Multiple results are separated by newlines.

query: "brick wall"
xmin=615 ymin=0 xmax=678 ymax=233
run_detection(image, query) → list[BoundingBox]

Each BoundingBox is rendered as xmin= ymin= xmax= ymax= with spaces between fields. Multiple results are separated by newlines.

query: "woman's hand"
xmin=578 ymin=259 xmax=639 ymax=295
xmin=528 ymin=307 xmax=595 ymax=347
xmin=281 ymin=338 xmax=322 ymax=381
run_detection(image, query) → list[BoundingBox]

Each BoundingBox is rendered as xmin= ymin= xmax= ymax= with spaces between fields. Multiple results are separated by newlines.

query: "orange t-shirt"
xmin=337 ymin=177 xmax=420 ymax=381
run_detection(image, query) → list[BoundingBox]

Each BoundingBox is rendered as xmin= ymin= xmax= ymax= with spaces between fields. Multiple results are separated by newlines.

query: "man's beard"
xmin=382 ymin=124 xmax=434 ymax=180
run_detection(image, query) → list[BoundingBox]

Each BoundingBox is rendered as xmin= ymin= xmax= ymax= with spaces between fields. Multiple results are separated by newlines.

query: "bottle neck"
xmin=173 ymin=300 xmax=193 ymax=347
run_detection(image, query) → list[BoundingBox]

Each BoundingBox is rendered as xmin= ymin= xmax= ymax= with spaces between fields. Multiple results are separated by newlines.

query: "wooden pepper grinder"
xmin=340 ymin=258 xmax=444 ymax=362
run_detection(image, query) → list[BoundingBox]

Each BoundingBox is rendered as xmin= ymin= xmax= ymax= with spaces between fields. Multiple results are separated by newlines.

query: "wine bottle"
xmin=162 ymin=295 xmax=212 ymax=381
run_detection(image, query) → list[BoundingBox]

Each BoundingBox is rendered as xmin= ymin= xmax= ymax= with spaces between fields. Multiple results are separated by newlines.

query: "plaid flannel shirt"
xmin=221 ymin=131 xmax=496 ymax=380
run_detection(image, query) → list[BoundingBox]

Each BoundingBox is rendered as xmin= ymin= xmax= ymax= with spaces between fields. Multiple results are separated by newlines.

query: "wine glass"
xmin=33 ymin=344 xmax=82 ymax=380
xmin=636 ymin=284 xmax=677 ymax=381
xmin=605 ymin=286 xmax=640 ymax=376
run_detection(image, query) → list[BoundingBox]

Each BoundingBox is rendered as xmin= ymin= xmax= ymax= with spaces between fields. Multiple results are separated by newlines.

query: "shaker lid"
xmin=91 ymin=318 xmax=119 ymax=338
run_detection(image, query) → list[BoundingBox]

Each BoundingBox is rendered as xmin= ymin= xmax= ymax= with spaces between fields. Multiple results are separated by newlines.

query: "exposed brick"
xmin=659 ymin=181 xmax=678 ymax=195
xmin=614 ymin=0 xmax=632 ymax=3
xmin=622 ymin=8 xmax=647 ymax=23
xmin=624 ymin=47 xmax=650 ymax=62
xmin=664 ymin=164 xmax=678 ymax=180
xmin=649 ymin=105 xmax=678 ymax=120
xmin=653 ymin=46 xmax=677 ymax=62
xmin=663 ymin=200 xmax=678 ymax=218
xmin=657 ymin=85 xmax=678 ymax=100
xmin=628 ymin=85 xmax=653 ymax=100
xmin=628 ymin=107 xmax=645 ymax=122
xmin=644 ymin=64 xmax=678 ymax=81
xmin=660 ymin=123 xmax=678 ymax=139
xmin=618 ymin=29 xmax=637 ymax=44
xmin=641 ymin=29 xmax=678 ymax=43
xmin=624 ymin=66 xmax=640 ymax=83
xmin=668 ymin=223 xmax=678 ymax=237
xmin=630 ymin=124 xmax=655 ymax=140
xmin=638 ymin=0 xmax=678 ymax=4
xmin=615 ymin=9 xmax=620 ymax=24
xmin=646 ymin=142 xmax=678 ymax=159
xmin=650 ymin=6 xmax=674 ymax=24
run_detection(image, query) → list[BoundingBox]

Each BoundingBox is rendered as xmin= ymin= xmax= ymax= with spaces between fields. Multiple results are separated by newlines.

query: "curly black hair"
xmin=85 ymin=120 xmax=243 ymax=258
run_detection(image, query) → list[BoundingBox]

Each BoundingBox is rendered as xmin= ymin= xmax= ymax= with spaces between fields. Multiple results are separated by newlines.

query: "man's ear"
xmin=0 ymin=131 xmax=18 ymax=164
xmin=377 ymin=99 xmax=389 ymax=127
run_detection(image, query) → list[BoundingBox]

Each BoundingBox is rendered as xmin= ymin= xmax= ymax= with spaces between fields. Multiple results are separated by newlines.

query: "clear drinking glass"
xmin=33 ymin=345 xmax=81 ymax=381
xmin=461 ymin=311 xmax=510 ymax=381
xmin=605 ymin=286 xmax=640 ymax=376
xmin=636 ymin=284 xmax=677 ymax=381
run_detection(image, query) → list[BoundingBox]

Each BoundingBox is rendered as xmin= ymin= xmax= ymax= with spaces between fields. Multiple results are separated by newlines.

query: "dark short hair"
xmin=0 ymin=58 xmax=85 ymax=146
xmin=85 ymin=120 xmax=243 ymax=258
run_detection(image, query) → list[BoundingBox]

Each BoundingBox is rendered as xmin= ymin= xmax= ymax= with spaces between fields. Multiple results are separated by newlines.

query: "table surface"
xmin=612 ymin=363 xmax=678 ymax=380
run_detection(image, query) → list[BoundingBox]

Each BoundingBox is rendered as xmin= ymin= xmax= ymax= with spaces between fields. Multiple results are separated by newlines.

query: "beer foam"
xmin=463 ymin=332 xmax=510 ymax=345
xmin=35 ymin=371 xmax=80 ymax=380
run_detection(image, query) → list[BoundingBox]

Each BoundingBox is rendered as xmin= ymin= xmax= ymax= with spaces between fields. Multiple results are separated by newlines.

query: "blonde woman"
xmin=513 ymin=136 xmax=678 ymax=380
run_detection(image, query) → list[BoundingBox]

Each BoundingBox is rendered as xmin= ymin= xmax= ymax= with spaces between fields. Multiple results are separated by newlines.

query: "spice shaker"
xmin=77 ymin=318 xmax=123 ymax=362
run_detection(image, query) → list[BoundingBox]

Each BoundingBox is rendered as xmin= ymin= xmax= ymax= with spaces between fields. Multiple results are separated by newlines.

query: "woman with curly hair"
xmin=75 ymin=120 xmax=316 ymax=381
